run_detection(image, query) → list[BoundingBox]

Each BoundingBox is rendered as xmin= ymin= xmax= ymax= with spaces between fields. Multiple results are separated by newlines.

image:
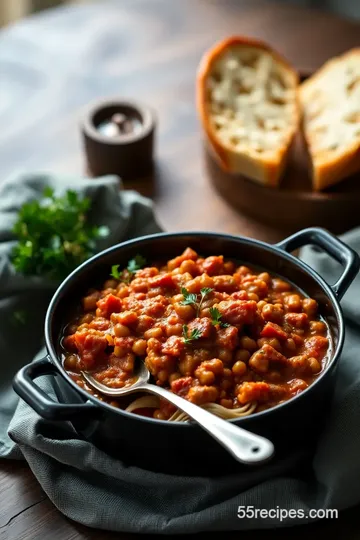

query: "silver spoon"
xmin=82 ymin=361 xmax=274 ymax=465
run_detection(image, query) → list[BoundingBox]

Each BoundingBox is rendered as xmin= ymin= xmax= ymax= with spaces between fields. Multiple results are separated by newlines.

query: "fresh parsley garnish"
xmin=200 ymin=287 xmax=213 ymax=296
xmin=110 ymin=255 xmax=146 ymax=283
xmin=127 ymin=255 xmax=146 ymax=274
xmin=181 ymin=287 xmax=198 ymax=307
xmin=181 ymin=286 xmax=214 ymax=316
xmin=209 ymin=307 xmax=230 ymax=328
xmin=182 ymin=324 xmax=202 ymax=345
xmin=11 ymin=188 xmax=109 ymax=280
xmin=110 ymin=265 xmax=121 ymax=280
xmin=197 ymin=287 xmax=213 ymax=316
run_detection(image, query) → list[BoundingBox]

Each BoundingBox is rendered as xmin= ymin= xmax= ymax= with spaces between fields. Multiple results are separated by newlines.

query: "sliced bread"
xmin=301 ymin=48 xmax=360 ymax=191
xmin=197 ymin=36 xmax=300 ymax=187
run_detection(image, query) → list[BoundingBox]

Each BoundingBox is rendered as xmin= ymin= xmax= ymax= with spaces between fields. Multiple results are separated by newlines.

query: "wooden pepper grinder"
xmin=80 ymin=99 xmax=156 ymax=180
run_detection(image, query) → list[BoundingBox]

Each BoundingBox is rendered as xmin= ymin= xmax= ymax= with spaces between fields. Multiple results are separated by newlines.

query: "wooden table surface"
xmin=0 ymin=1 xmax=360 ymax=538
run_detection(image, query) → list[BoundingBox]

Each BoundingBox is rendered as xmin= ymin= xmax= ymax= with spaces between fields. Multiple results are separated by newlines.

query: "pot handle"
xmin=13 ymin=356 xmax=99 ymax=421
xmin=276 ymin=227 xmax=360 ymax=301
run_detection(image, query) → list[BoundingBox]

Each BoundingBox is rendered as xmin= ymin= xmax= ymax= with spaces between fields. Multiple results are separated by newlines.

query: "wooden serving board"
xmin=206 ymin=73 xmax=360 ymax=235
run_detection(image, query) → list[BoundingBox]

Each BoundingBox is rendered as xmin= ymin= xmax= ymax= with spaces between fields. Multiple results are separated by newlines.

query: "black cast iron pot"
xmin=13 ymin=228 xmax=359 ymax=476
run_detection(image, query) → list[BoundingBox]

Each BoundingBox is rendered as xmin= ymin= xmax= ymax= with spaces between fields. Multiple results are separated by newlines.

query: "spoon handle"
xmin=138 ymin=383 xmax=274 ymax=464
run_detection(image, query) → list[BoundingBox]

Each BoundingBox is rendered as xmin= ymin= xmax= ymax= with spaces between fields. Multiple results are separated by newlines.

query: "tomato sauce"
xmin=62 ymin=247 xmax=330 ymax=420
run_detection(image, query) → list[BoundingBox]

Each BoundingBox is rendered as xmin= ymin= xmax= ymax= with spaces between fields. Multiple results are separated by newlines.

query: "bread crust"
xmin=197 ymin=36 xmax=300 ymax=187
xmin=301 ymin=48 xmax=360 ymax=191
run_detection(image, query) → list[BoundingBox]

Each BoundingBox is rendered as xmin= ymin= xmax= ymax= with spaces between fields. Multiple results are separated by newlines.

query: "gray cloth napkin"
xmin=0 ymin=172 xmax=161 ymax=456
xmin=1 ymin=174 xmax=360 ymax=533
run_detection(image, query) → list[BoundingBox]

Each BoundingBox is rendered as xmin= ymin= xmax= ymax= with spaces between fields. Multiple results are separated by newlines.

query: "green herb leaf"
xmin=182 ymin=324 xmax=202 ymax=345
xmin=200 ymin=287 xmax=213 ymax=297
xmin=209 ymin=306 xmax=222 ymax=325
xmin=127 ymin=254 xmax=146 ymax=273
xmin=66 ymin=190 xmax=79 ymax=206
xmin=43 ymin=186 xmax=55 ymax=199
xmin=110 ymin=264 xmax=121 ymax=280
xmin=197 ymin=286 xmax=214 ymax=316
xmin=110 ymin=255 xmax=146 ymax=283
xmin=209 ymin=306 xmax=230 ymax=328
xmin=11 ymin=188 xmax=109 ymax=280
xmin=181 ymin=287 xmax=198 ymax=307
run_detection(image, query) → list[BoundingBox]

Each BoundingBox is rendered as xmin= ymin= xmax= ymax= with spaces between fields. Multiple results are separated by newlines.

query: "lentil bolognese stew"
xmin=62 ymin=247 xmax=330 ymax=421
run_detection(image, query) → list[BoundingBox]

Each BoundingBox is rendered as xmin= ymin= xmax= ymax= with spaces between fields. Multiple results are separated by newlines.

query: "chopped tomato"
xmin=187 ymin=317 xmax=213 ymax=339
xmin=249 ymin=344 xmax=288 ymax=373
xmin=216 ymin=326 xmax=238 ymax=349
xmin=285 ymin=312 xmax=309 ymax=329
xmin=238 ymin=382 xmax=270 ymax=404
xmin=96 ymin=294 xmax=122 ymax=318
xmin=149 ymin=273 xmax=175 ymax=289
xmin=171 ymin=376 xmax=193 ymax=397
xmin=304 ymin=336 xmax=329 ymax=359
xmin=162 ymin=336 xmax=185 ymax=356
xmin=202 ymin=256 xmax=224 ymax=276
xmin=142 ymin=296 xmax=167 ymax=317
xmin=217 ymin=300 xmax=257 ymax=326
xmin=261 ymin=344 xmax=288 ymax=364
xmin=261 ymin=322 xmax=288 ymax=341
xmin=74 ymin=332 xmax=107 ymax=369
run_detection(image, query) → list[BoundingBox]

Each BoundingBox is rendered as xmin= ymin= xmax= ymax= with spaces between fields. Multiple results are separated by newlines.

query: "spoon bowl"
xmin=82 ymin=359 xmax=151 ymax=396
xmin=82 ymin=361 xmax=274 ymax=465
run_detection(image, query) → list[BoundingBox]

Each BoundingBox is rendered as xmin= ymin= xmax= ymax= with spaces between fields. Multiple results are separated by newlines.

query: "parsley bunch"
xmin=11 ymin=187 xmax=109 ymax=280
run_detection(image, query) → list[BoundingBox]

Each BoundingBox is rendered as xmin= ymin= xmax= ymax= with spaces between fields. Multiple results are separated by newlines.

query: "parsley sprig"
xmin=11 ymin=187 xmax=109 ymax=280
xmin=110 ymin=255 xmax=146 ymax=283
xmin=209 ymin=307 xmax=230 ymax=328
xmin=110 ymin=265 xmax=122 ymax=280
xmin=198 ymin=287 xmax=213 ymax=315
xmin=182 ymin=324 xmax=202 ymax=345
xmin=181 ymin=286 xmax=214 ymax=316
xmin=181 ymin=288 xmax=197 ymax=307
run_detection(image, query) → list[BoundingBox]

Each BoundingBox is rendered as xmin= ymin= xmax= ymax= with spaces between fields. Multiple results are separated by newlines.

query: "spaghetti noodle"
xmin=124 ymin=395 xmax=257 ymax=422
